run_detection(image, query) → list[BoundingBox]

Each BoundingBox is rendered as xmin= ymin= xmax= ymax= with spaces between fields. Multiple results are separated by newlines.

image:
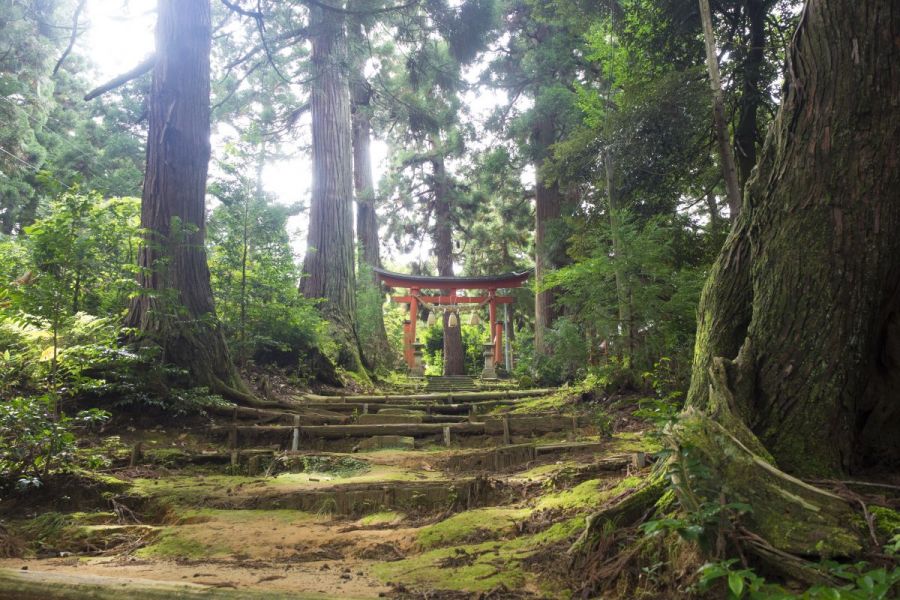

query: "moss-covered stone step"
xmin=297 ymin=388 xmax=556 ymax=404
xmin=356 ymin=413 xmax=469 ymax=425
xmin=443 ymin=442 xmax=627 ymax=474
xmin=184 ymin=477 xmax=503 ymax=516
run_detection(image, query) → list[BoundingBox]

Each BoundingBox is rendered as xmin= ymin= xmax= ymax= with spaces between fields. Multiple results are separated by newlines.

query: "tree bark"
xmin=533 ymin=116 xmax=562 ymax=356
xmin=430 ymin=137 xmax=464 ymax=376
xmin=687 ymin=0 xmax=900 ymax=476
xmin=350 ymin=26 xmax=391 ymax=369
xmin=125 ymin=0 xmax=253 ymax=405
xmin=733 ymin=0 xmax=767 ymax=189
xmin=301 ymin=4 xmax=365 ymax=374
xmin=698 ymin=0 xmax=743 ymax=218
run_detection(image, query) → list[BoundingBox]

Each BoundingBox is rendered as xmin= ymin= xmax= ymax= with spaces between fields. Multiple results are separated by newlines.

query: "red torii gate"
xmin=373 ymin=267 xmax=531 ymax=370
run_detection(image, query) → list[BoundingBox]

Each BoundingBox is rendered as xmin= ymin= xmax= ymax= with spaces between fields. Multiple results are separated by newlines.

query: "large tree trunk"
xmin=301 ymin=4 xmax=365 ymax=374
xmin=688 ymin=0 xmax=900 ymax=477
xmin=576 ymin=1 xmax=896 ymax=584
xmin=533 ymin=116 xmax=562 ymax=356
xmin=431 ymin=140 xmax=464 ymax=376
xmin=350 ymin=29 xmax=391 ymax=369
xmin=733 ymin=0 xmax=767 ymax=189
xmin=125 ymin=0 xmax=253 ymax=405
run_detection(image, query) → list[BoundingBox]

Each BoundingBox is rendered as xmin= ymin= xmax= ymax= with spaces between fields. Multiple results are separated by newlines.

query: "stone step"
xmin=205 ymin=477 xmax=502 ymax=515
xmin=298 ymin=387 xmax=556 ymax=404
xmin=208 ymin=413 xmax=593 ymax=449
xmin=425 ymin=375 xmax=478 ymax=392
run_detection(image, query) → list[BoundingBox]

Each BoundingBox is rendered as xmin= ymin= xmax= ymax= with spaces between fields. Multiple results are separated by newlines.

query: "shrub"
xmin=0 ymin=396 xmax=109 ymax=490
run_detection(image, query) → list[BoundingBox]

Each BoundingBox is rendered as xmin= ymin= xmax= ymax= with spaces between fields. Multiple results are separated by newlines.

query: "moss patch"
xmin=609 ymin=431 xmax=662 ymax=454
xmin=417 ymin=507 xmax=531 ymax=549
xmin=537 ymin=475 xmax=644 ymax=512
xmin=135 ymin=528 xmax=229 ymax=559
xmin=180 ymin=508 xmax=317 ymax=525
xmin=375 ymin=516 xmax=583 ymax=596
xmin=358 ymin=511 xmax=404 ymax=526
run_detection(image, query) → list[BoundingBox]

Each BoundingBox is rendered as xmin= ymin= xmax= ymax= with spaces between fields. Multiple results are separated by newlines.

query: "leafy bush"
xmin=0 ymin=396 xmax=109 ymax=490
xmin=206 ymin=176 xmax=332 ymax=369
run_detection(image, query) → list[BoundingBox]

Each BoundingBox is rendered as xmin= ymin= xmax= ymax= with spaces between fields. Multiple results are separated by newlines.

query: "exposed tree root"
xmin=570 ymin=356 xmax=891 ymax=594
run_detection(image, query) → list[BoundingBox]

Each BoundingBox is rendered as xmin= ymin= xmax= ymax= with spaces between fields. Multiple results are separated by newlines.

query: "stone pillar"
xmin=481 ymin=342 xmax=497 ymax=379
xmin=411 ymin=342 xmax=426 ymax=377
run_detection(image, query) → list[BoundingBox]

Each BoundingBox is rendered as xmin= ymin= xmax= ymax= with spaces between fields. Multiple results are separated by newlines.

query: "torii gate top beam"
xmin=372 ymin=267 xmax=531 ymax=291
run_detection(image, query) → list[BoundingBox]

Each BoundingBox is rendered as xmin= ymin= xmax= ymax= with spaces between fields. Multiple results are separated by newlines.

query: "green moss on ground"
xmin=417 ymin=507 xmax=531 ymax=549
xmin=505 ymin=389 xmax=575 ymax=414
xmin=375 ymin=516 xmax=584 ymax=596
xmin=609 ymin=431 xmax=662 ymax=454
xmin=537 ymin=475 xmax=644 ymax=512
xmin=180 ymin=508 xmax=317 ymax=525
xmin=358 ymin=511 xmax=404 ymax=526
xmin=515 ymin=461 xmax=580 ymax=480
xmin=135 ymin=528 xmax=229 ymax=560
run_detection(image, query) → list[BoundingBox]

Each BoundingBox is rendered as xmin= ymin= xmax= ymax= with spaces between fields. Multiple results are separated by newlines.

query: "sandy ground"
xmin=0 ymin=515 xmax=419 ymax=598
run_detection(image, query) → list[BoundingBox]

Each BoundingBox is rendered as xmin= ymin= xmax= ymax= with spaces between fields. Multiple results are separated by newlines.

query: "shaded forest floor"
xmin=0 ymin=383 xmax=661 ymax=599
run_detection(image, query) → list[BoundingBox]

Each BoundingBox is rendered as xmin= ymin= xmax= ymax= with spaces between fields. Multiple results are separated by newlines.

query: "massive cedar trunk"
xmin=125 ymin=0 xmax=253 ymax=404
xmin=687 ymin=0 xmax=900 ymax=477
xmin=533 ymin=116 xmax=562 ymax=356
xmin=733 ymin=0 xmax=767 ymax=189
xmin=431 ymin=141 xmax=464 ymax=376
xmin=301 ymin=4 xmax=364 ymax=373
xmin=350 ymin=31 xmax=391 ymax=368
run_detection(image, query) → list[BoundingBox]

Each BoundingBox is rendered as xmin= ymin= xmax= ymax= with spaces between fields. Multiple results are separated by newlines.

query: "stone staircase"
xmin=424 ymin=375 xmax=478 ymax=392
xmin=203 ymin=385 xmax=601 ymax=457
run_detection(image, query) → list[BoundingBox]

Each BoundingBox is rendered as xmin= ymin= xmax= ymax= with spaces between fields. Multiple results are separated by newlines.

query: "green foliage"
xmin=697 ymin=559 xmax=900 ymax=599
xmin=0 ymin=396 xmax=109 ymax=490
xmin=420 ymin=320 xmax=488 ymax=376
xmin=207 ymin=169 xmax=331 ymax=369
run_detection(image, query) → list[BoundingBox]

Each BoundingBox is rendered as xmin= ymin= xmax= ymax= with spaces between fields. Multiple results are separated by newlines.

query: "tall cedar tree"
xmin=125 ymin=0 xmax=254 ymax=404
xmin=300 ymin=4 xmax=366 ymax=373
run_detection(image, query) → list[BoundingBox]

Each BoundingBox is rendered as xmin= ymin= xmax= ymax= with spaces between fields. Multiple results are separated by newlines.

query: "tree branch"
xmin=83 ymin=55 xmax=156 ymax=101
xmin=52 ymin=0 xmax=87 ymax=76
xmin=219 ymin=0 xmax=263 ymax=18
xmin=299 ymin=0 xmax=420 ymax=17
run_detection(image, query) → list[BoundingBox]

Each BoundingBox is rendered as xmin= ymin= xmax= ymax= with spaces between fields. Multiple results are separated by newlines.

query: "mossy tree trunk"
xmin=687 ymin=0 xmax=899 ymax=477
xmin=125 ymin=0 xmax=255 ymax=405
xmin=301 ymin=4 xmax=365 ymax=375
xmin=350 ymin=25 xmax=392 ymax=370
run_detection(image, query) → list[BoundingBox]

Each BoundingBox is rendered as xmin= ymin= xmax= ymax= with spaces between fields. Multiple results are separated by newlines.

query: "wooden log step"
xmin=297 ymin=401 xmax=515 ymax=415
xmin=482 ymin=415 xmax=591 ymax=435
xmin=356 ymin=413 xmax=468 ymax=425
xmin=209 ymin=422 xmax=487 ymax=442
xmin=297 ymin=388 xmax=556 ymax=404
